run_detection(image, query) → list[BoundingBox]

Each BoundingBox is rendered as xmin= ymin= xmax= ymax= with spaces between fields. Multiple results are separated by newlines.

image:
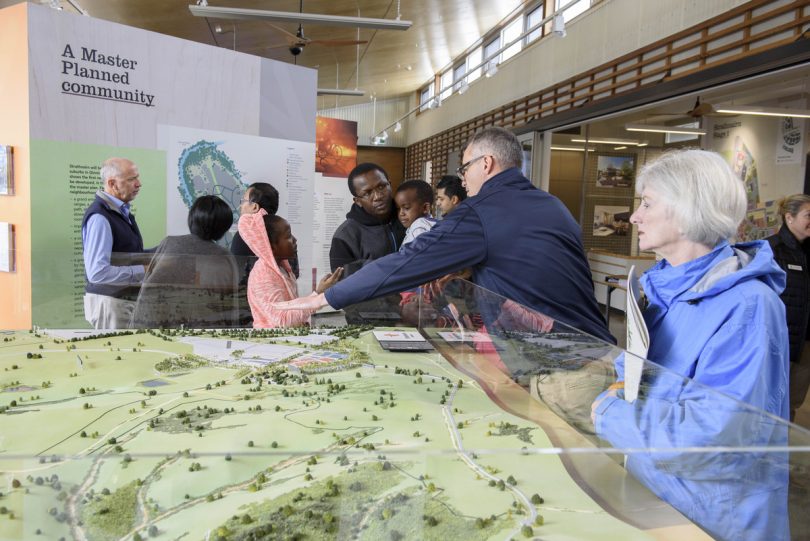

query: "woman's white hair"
xmin=636 ymin=149 xmax=746 ymax=247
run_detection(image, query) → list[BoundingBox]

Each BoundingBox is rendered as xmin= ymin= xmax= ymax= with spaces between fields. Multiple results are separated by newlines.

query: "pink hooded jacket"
xmin=238 ymin=210 xmax=314 ymax=328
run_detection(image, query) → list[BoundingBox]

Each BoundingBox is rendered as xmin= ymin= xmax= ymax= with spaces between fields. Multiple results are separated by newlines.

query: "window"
xmin=483 ymin=37 xmax=501 ymax=73
xmin=420 ymin=84 xmax=434 ymax=112
xmin=452 ymin=63 xmax=466 ymax=92
xmin=526 ymin=4 xmax=544 ymax=43
xmin=556 ymin=0 xmax=590 ymax=22
xmin=467 ymin=46 xmax=482 ymax=83
xmin=439 ymin=70 xmax=453 ymax=101
xmin=501 ymin=16 xmax=523 ymax=62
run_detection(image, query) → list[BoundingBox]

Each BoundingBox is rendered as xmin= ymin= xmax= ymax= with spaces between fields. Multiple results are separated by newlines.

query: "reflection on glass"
xmin=0 ymin=279 xmax=807 ymax=540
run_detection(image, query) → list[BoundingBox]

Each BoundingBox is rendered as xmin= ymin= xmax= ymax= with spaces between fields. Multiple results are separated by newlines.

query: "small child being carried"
xmin=394 ymin=180 xmax=437 ymax=308
xmin=395 ymin=179 xmax=437 ymax=248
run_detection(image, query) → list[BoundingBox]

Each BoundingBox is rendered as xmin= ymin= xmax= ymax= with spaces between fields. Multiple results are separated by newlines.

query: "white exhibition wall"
xmin=22 ymin=3 xmax=318 ymax=327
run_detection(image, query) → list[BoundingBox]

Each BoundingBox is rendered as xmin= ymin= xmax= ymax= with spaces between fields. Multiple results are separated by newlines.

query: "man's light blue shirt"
xmin=82 ymin=192 xmax=145 ymax=285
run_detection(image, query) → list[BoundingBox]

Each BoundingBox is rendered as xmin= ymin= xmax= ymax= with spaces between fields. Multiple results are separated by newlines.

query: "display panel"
xmin=0 ymin=275 xmax=808 ymax=540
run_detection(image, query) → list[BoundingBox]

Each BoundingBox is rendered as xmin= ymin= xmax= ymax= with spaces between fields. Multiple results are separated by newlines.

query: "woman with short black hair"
xmin=132 ymin=195 xmax=240 ymax=328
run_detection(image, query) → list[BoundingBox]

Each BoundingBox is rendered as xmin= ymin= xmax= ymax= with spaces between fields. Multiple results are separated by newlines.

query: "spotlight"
xmin=552 ymin=13 xmax=566 ymax=38
xmin=458 ymin=80 xmax=469 ymax=94
xmin=393 ymin=122 xmax=402 ymax=133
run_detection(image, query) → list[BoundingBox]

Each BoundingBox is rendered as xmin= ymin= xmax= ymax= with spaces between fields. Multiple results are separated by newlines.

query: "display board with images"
xmin=0 ymin=222 xmax=13 ymax=272
xmin=582 ymin=151 xmax=641 ymax=255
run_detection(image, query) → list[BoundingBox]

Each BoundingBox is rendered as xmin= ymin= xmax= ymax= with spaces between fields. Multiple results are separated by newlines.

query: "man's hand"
xmin=273 ymin=292 xmax=330 ymax=312
xmin=315 ymin=267 xmax=343 ymax=294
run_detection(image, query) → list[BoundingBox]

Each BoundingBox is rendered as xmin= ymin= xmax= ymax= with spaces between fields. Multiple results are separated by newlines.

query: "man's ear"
xmin=450 ymin=196 xmax=460 ymax=206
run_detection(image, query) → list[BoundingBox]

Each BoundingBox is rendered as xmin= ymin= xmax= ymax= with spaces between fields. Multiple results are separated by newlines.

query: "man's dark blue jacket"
xmin=325 ymin=167 xmax=614 ymax=343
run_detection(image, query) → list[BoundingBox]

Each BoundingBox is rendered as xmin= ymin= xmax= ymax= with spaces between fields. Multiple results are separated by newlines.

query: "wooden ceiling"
xmin=6 ymin=0 xmax=533 ymax=105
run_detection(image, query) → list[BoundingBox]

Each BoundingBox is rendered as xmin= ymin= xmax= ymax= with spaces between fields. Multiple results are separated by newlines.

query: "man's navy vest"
xmin=81 ymin=193 xmax=144 ymax=299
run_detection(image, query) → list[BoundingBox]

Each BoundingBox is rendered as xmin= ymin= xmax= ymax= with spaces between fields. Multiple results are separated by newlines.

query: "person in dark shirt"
xmin=328 ymin=163 xmax=406 ymax=324
xmin=329 ymin=163 xmax=406 ymax=277
xmin=132 ymin=195 xmax=239 ymax=328
xmin=767 ymin=193 xmax=810 ymax=420
xmin=435 ymin=174 xmax=467 ymax=217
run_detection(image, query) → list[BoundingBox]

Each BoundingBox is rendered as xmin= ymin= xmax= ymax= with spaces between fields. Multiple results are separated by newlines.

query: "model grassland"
xmin=0 ymin=328 xmax=653 ymax=541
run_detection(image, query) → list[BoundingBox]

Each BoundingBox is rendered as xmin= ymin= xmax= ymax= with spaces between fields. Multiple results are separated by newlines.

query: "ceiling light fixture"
xmin=551 ymin=146 xmax=596 ymax=152
xmin=484 ymin=61 xmax=498 ymax=78
xmin=613 ymin=146 xmax=627 ymax=150
xmin=571 ymin=137 xmax=643 ymax=146
xmin=552 ymin=13 xmax=566 ymax=38
xmin=714 ymin=105 xmax=810 ymax=118
xmin=393 ymin=121 xmax=402 ymax=133
xmin=317 ymin=88 xmax=365 ymax=96
xmin=625 ymin=123 xmax=706 ymax=135
xmin=189 ymin=4 xmax=413 ymax=31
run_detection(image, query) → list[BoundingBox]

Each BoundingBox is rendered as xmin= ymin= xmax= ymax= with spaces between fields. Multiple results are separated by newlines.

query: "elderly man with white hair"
xmin=592 ymin=149 xmax=789 ymax=541
xmin=81 ymin=157 xmax=148 ymax=329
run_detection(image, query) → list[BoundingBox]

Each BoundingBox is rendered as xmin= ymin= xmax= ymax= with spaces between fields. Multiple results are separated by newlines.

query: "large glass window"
xmin=501 ymin=16 xmax=523 ymax=62
xmin=439 ymin=70 xmax=453 ymax=101
xmin=483 ymin=37 xmax=501 ymax=73
xmin=526 ymin=4 xmax=544 ymax=43
xmin=452 ymin=63 xmax=466 ymax=93
xmin=419 ymin=84 xmax=434 ymax=112
xmin=467 ymin=46 xmax=482 ymax=83
xmin=556 ymin=0 xmax=590 ymax=22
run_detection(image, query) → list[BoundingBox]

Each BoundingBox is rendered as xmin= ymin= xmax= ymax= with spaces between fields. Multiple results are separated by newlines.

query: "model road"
xmin=441 ymin=380 xmax=538 ymax=537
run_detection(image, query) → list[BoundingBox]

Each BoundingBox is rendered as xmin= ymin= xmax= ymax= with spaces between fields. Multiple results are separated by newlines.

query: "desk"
xmin=593 ymin=274 xmax=627 ymax=322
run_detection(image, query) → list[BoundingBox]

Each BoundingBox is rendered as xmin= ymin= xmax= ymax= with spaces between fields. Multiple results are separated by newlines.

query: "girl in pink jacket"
xmin=238 ymin=209 xmax=341 ymax=328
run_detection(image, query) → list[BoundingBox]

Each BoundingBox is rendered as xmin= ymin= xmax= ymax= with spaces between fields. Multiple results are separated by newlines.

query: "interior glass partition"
xmin=0 ymin=277 xmax=807 ymax=540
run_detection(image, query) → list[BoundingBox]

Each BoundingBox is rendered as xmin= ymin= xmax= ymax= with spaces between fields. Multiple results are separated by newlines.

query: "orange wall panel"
xmin=0 ymin=3 xmax=31 ymax=329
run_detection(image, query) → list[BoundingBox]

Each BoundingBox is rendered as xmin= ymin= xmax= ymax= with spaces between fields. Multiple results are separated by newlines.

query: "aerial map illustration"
xmin=0 ymin=327 xmax=660 ymax=541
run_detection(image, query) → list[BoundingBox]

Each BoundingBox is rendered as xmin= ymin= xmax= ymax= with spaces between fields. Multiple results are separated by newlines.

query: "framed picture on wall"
xmin=0 ymin=222 xmax=14 ymax=272
xmin=595 ymin=154 xmax=635 ymax=188
xmin=593 ymin=205 xmax=631 ymax=237
xmin=0 ymin=145 xmax=13 ymax=195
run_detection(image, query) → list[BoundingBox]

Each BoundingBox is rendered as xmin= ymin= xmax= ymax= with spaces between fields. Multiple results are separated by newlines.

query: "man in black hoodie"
xmin=329 ymin=163 xmax=406 ymax=324
xmin=329 ymin=163 xmax=406 ymax=277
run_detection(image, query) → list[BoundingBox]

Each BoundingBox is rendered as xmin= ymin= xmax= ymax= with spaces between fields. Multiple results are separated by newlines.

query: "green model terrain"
xmin=0 ymin=328 xmax=653 ymax=541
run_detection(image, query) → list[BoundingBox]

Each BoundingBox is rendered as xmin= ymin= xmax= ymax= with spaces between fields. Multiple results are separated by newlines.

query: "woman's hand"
xmin=315 ymin=267 xmax=343 ymax=294
xmin=590 ymin=382 xmax=624 ymax=424
xmin=273 ymin=292 xmax=329 ymax=312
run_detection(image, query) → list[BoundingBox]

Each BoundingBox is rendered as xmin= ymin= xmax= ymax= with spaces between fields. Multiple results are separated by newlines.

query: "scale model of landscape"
xmin=0 ymin=327 xmax=653 ymax=541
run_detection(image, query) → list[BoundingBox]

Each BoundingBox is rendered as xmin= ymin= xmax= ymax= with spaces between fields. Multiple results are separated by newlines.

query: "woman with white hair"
xmin=591 ymin=149 xmax=789 ymax=541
